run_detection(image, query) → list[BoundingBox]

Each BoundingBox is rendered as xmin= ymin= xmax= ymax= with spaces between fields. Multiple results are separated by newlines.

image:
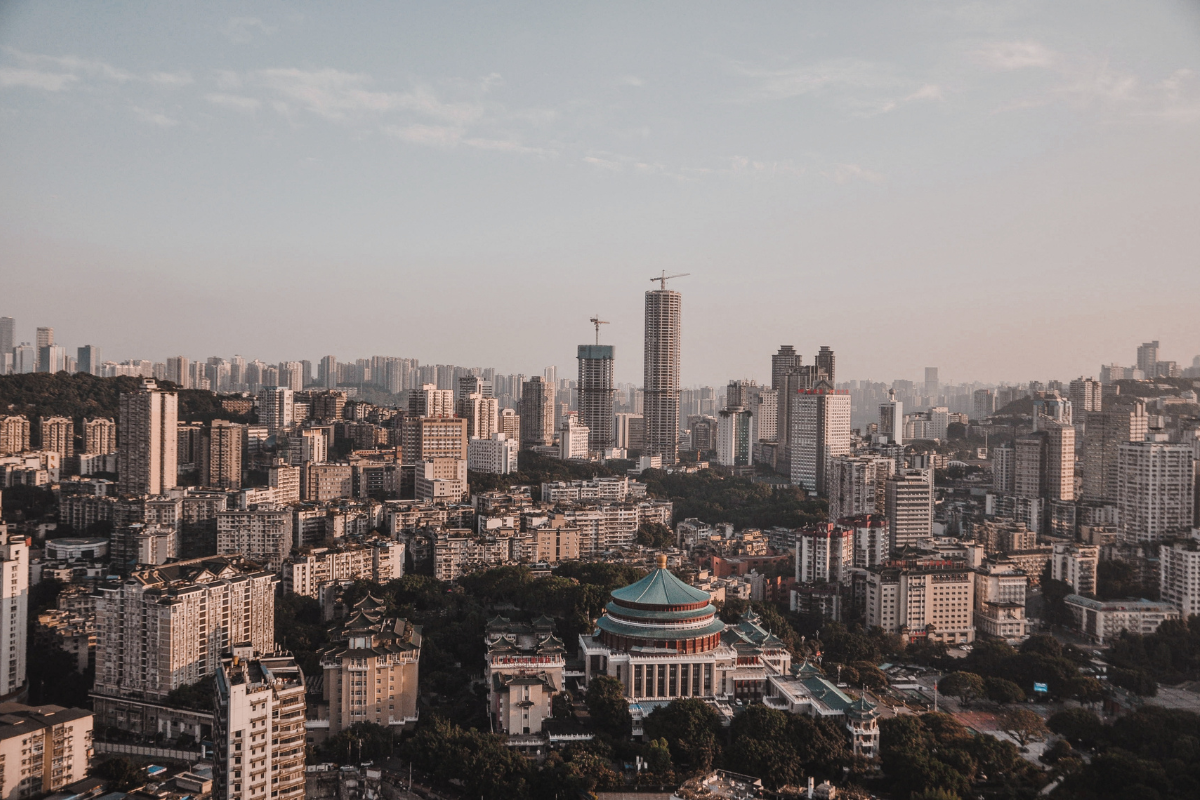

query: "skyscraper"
xmin=1118 ymin=440 xmax=1195 ymax=542
xmin=166 ymin=356 xmax=191 ymax=389
xmin=257 ymin=387 xmax=294 ymax=434
xmin=815 ymin=345 xmax=836 ymax=383
xmin=76 ymin=345 xmax=100 ymax=375
xmin=644 ymin=286 xmax=682 ymax=463
xmin=879 ymin=389 xmax=904 ymax=445
xmin=1137 ymin=341 xmax=1159 ymax=376
xmin=203 ymin=420 xmax=244 ymax=490
xmin=118 ymin=379 xmax=178 ymax=496
xmin=1082 ymin=402 xmax=1148 ymax=503
xmin=771 ymin=345 xmax=800 ymax=391
xmin=0 ymin=533 xmax=29 ymax=698
xmin=35 ymin=327 xmax=53 ymax=351
xmin=520 ymin=376 xmax=555 ymax=448
xmin=1069 ymin=377 xmax=1102 ymax=414
xmin=924 ymin=367 xmax=939 ymax=398
xmin=789 ymin=388 xmax=851 ymax=494
xmin=0 ymin=317 xmax=13 ymax=358
xmin=578 ymin=344 xmax=615 ymax=451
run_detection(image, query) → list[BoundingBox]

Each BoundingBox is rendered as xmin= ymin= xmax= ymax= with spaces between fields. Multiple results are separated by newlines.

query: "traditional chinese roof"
xmin=609 ymin=562 xmax=710 ymax=606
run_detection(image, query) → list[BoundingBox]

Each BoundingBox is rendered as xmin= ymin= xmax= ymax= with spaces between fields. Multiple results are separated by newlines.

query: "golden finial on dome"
xmin=656 ymin=553 xmax=668 ymax=569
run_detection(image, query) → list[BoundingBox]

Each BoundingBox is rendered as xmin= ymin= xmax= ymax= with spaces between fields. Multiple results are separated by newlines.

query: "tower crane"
xmin=589 ymin=315 xmax=609 ymax=345
xmin=650 ymin=271 xmax=690 ymax=291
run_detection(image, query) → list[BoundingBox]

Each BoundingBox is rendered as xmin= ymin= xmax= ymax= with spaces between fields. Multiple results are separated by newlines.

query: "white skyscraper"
xmin=118 ymin=379 xmax=178 ymax=496
xmin=0 ymin=531 xmax=29 ymax=698
xmin=789 ymin=388 xmax=851 ymax=494
xmin=1118 ymin=440 xmax=1195 ymax=542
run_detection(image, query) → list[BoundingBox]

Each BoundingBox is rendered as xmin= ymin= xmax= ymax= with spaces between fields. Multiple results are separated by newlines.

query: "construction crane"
xmin=650 ymin=271 xmax=690 ymax=291
xmin=589 ymin=315 xmax=609 ymax=345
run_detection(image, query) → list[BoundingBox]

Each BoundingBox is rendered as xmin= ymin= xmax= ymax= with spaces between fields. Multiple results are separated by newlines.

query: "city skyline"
xmin=3 ymin=2 xmax=1199 ymax=383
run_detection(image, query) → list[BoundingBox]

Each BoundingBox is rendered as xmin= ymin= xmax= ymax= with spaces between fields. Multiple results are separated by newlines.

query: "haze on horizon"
xmin=1 ymin=1 xmax=1199 ymax=387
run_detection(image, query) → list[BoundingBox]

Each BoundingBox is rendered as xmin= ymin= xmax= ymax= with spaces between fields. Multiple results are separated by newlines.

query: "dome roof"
xmin=610 ymin=566 xmax=711 ymax=607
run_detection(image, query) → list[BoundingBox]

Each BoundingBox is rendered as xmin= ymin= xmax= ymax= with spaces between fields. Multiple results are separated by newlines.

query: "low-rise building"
xmin=282 ymin=538 xmax=404 ymax=597
xmin=1064 ymin=595 xmax=1180 ymax=644
xmin=485 ymin=616 xmax=566 ymax=741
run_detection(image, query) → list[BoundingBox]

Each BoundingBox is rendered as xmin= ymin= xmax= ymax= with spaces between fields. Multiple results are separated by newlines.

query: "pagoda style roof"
xmin=597 ymin=614 xmax=726 ymax=640
xmin=610 ymin=566 xmax=710 ymax=607
xmin=846 ymin=695 xmax=879 ymax=720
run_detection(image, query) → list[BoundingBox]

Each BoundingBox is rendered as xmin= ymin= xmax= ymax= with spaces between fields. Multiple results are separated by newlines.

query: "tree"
xmin=984 ymin=676 xmax=1026 ymax=705
xmin=586 ymin=676 xmax=631 ymax=737
xmin=1109 ymin=666 xmax=1158 ymax=697
xmin=998 ymin=708 xmax=1049 ymax=746
xmin=642 ymin=698 xmax=721 ymax=776
xmin=321 ymin=722 xmax=397 ymax=764
xmin=939 ymin=671 xmax=985 ymax=709
xmin=645 ymin=737 xmax=673 ymax=774
xmin=94 ymin=758 xmax=144 ymax=791
xmin=1048 ymin=708 xmax=1103 ymax=748
xmin=636 ymin=522 xmax=675 ymax=548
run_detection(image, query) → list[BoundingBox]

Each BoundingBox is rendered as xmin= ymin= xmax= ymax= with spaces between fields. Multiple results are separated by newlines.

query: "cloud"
xmin=618 ymin=75 xmax=645 ymax=87
xmin=223 ymin=17 xmax=277 ymax=45
xmin=0 ymin=67 xmax=77 ymax=91
xmin=972 ymin=41 xmax=1061 ymax=71
xmin=132 ymin=107 xmax=179 ymax=127
xmin=252 ymin=68 xmax=486 ymax=124
xmin=0 ymin=48 xmax=191 ymax=88
xmin=733 ymin=58 xmax=945 ymax=117
xmin=824 ymin=163 xmax=884 ymax=184
xmin=205 ymin=93 xmax=261 ymax=112
xmin=385 ymin=124 xmax=551 ymax=155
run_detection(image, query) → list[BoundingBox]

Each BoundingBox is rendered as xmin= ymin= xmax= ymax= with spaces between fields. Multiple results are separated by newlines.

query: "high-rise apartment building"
xmin=755 ymin=388 xmax=778 ymax=443
xmin=458 ymin=393 xmax=499 ymax=440
xmin=498 ymin=408 xmax=520 ymax=443
xmin=118 ymin=379 xmax=178 ymax=496
xmin=0 ymin=533 xmax=29 ymax=698
xmin=83 ymin=417 xmax=116 ymax=455
xmin=214 ymin=649 xmax=306 ymax=800
xmin=520 ymin=376 xmax=555 ymax=448
xmin=972 ymin=389 xmax=995 ymax=420
xmin=992 ymin=443 xmax=1015 ymax=494
xmin=217 ymin=507 xmax=293 ymax=571
xmin=578 ymin=344 xmax=615 ymax=451
xmin=318 ymin=355 xmax=338 ymax=389
xmin=796 ymin=524 xmax=854 ymax=584
xmin=257 ymin=387 xmax=294 ymax=435
xmin=1083 ymin=403 xmax=1149 ymax=503
xmin=457 ymin=375 xmax=493 ymax=402
xmin=879 ymin=389 xmax=903 ymax=445
xmin=1014 ymin=423 xmax=1075 ymax=503
xmin=319 ymin=600 xmax=421 ymax=735
xmin=166 ymin=356 xmax=191 ymax=389
xmin=1051 ymin=542 xmax=1099 ymax=596
xmin=1069 ymin=377 xmax=1102 ymax=414
xmin=827 ymin=455 xmax=893 ymax=521
xmin=203 ymin=420 xmax=244 ymax=490
xmin=39 ymin=416 xmax=74 ymax=460
xmin=0 ymin=416 xmax=30 ymax=456
xmin=1118 ymin=440 xmax=1195 ymax=542
xmin=558 ymin=415 xmax=591 ymax=460
xmin=283 ymin=540 xmax=404 ymax=597
xmin=401 ymin=416 xmax=468 ymax=465
xmin=35 ymin=327 xmax=52 ymax=351
xmin=789 ymin=388 xmax=851 ymax=494
xmin=886 ymin=469 xmax=934 ymax=550
xmin=716 ymin=406 xmax=755 ymax=467
xmin=643 ymin=287 xmax=682 ymax=463
xmin=94 ymin=556 xmax=277 ymax=701
xmin=1137 ymin=341 xmax=1159 ymax=377
xmin=76 ymin=345 xmax=100 ymax=376
xmin=411 ymin=383 xmax=455 ymax=418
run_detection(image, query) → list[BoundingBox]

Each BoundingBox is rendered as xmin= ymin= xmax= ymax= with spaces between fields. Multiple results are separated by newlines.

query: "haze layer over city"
xmin=3 ymin=4 xmax=1200 ymax=800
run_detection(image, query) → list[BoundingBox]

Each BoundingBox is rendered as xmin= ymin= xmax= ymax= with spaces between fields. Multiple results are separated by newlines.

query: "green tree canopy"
xmin=642 ymin=698 xmax=721 ymax=776
xmin=586 ymin=676 xmax=631 ymax=738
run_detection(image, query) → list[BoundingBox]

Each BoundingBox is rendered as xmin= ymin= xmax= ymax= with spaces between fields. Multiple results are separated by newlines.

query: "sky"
xmin=2 ymin=1 xmax=1199 ymax=387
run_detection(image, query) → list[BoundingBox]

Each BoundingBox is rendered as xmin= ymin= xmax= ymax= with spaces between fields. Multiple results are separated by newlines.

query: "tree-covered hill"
xmin=0 ymin=372 xmax=253 ymax=445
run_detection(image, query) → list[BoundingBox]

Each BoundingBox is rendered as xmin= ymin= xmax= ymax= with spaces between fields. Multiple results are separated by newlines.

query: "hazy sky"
xmin=2 ymin=1 xmax=1199 ymax=386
